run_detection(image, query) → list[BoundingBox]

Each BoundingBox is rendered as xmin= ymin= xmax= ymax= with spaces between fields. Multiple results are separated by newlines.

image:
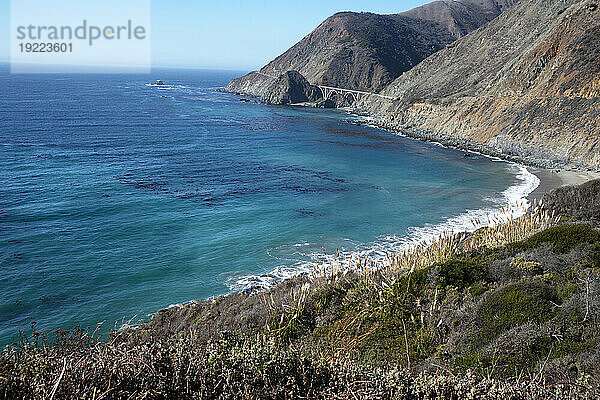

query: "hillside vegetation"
xmin=2 ymin=181 xmax=600 ymax=398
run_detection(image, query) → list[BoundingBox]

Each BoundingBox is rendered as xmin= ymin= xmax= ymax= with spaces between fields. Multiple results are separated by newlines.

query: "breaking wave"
xmin=226 ymin=162 xmax=540 ymax=292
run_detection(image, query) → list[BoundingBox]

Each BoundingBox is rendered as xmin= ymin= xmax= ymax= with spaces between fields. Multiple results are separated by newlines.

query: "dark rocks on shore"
xmin=315 ymin=98 xmax=336 ymax=108
xmin=259 ymin=71 xmax=322 ymax=105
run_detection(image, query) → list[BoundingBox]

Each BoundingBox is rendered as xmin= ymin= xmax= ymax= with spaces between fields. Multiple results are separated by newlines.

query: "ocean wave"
xmin=226 ymin=163 xmax=540 ymax=293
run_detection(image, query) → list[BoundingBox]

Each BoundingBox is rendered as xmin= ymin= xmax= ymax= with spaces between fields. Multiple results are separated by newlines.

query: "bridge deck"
xmin=253 ymin=71 xmax=394 ymax=101
xmin=316 ymin=85 xmax=394 ymax=100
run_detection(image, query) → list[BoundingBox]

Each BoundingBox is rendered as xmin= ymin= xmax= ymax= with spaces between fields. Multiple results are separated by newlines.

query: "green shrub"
xmin=592 ymin=243 xmax=600 ymax=268
xmin=512 ymin=224 xmax=600 ymax=253
xmin=401 ymin=266 xmax=432 ymax=295
xmin=437 ymin=259 xmax=486 ymax=289
xmin=557 ymin=282 xmax=578 ymax=302
xmin=476 ymin=280 xmax=558 ymax=344
xmin=456 ymin=336 xmax=556 ymax=377
xmin=510 ymin=257 xmax=542 ymax=274
xmin=469 ymin=281 xmax=488 ymax=297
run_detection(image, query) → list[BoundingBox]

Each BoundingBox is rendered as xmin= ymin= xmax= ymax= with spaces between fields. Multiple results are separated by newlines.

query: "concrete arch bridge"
xmin=253 ymin=71 xmax=394 ymax=102
xmin=316 ymin=85 xmax=393 ymax=103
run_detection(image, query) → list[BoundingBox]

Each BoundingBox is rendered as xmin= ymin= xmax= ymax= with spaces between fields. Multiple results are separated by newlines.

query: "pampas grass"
xmin=308 ymin=202 xmax=558 ymax=282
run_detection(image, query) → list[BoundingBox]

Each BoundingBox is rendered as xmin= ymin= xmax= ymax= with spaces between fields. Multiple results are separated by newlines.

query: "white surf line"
xmin=227 ymin=163 xmax=540 ymax=293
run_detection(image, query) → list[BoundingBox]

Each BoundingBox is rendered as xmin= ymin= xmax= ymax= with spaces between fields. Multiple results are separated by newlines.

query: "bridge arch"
xmin=344 ymin=91 xmax=357 ymax=104
xmin=315 ymin=84 xmax=393 ymax=103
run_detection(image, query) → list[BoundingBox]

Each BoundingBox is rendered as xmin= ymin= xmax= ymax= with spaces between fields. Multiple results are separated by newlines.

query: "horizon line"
xmin=0 ymin=61 xmax=252 ymax=73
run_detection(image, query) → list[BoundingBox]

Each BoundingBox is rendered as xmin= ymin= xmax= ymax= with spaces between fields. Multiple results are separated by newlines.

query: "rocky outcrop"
xmin=315 ymin=98 xmax=336 ymax=109
xmin=226 ymin=72 xmax=274 ymax=98
xmin=226 ymin=0 xmax=600 ymax=171
xmin=258 ymin=71 xmax=321 ymax=105
xmin=356 ymin=0 xmax=600 ymax=170
xmin=225 ymin=0 xmax=516 ymax=101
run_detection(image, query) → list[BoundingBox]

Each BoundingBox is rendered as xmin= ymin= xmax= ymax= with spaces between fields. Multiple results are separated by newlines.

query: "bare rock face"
xmin=259 ymin=71 xmax=322 ymax=105
xmin=226 ymin=72 xmax=274 ymax=98
xmin=357 ymin=0 xmax=600 ymax=170
xmin=225 ymin=0 xmax=516 ymax=101
xmin=315 ymin=98 xmax=336 ymax=108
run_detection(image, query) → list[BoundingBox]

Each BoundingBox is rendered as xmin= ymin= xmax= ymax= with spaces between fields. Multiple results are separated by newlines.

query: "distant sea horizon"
xmin=0 ymin=66 xmax=538 ymax=346
xmin=0 ymin=61 xmax=254 ymax=74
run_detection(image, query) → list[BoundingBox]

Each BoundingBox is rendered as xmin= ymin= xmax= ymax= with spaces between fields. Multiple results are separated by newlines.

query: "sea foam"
xmin=226 ymin=162 xmax=540 ymax=292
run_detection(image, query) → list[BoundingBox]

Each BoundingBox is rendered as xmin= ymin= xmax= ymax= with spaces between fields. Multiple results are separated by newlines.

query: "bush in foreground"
xmin=3 ymin=181 xmax=600 ymax=398
xmin=1 ymin=329 xmax=598 ymax=399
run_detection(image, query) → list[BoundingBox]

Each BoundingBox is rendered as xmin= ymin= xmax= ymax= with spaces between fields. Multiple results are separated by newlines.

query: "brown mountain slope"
xmin=402 ymin=0 xmax=514 ymax=38
xmin=256 ymin=12 xmax=456 ymax=92
xmin=357 ymin=0 xmax=600 ymax=170
xmin=226 ymin=0 xmax=516 ymax=97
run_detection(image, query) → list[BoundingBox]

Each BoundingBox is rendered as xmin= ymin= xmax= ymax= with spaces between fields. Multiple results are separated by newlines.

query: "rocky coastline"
xmin=4 ymin=0 xmax=600 ymax=396
xmin=223 ymin=80 xmax=599 ymax=173
xmin=225 ymin=0 xmax=600 ymax=172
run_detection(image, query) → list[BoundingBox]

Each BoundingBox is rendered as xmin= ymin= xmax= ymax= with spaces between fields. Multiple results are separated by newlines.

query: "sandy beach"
xmin=527 ymin=168 xmax=600 ymax=202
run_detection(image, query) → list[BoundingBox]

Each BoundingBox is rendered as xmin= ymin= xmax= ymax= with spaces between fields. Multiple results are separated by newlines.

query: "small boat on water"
xmin=145 ymin=80 xmax=169 ymax=87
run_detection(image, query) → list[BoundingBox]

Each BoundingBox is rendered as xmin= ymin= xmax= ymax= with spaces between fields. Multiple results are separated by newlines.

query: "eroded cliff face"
xmin=259 ymin=71 xmax=322 ymax=105
xmin=226 ymin=72 xmax=274 ymax=99
xmin=225 ymin=0 xmax=599 ymax=171
xmin=225 ymin=0 xmax=514 ymax=101
xmin=358 ymin=0 xmax=600 ymax=170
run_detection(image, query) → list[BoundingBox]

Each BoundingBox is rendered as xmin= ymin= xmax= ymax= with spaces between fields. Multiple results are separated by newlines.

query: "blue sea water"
xmin=0 ymin=66 xmax=538 ymax=346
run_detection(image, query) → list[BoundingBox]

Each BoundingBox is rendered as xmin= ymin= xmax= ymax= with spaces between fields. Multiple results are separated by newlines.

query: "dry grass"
xmin=3 ymin=202 xmax=589 ymax=399
xmin=2 ymin=326 xmax=597 ymax=399
xmin=307 ymin=202 xmax=558 ymax=282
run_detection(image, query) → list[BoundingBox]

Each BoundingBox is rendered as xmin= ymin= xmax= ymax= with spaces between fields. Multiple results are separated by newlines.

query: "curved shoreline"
xmin=204 ymin=94 xmax=600 ymax=297
xmin=345 ymin=107 xmax=600 ymax=203
xmin=225 ymin=160 xmax=540 ymax=294
xmin=526 ymin=167 xmax=600 ymax=202
xmin=158 ymin=95 xmax=598 ymax=319
xmin=209 ymin=104 xmax=545 ymax=293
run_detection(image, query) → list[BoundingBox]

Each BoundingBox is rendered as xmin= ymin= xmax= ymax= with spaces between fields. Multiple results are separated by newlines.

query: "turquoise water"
xmin=0 ymin=66 xmax=537 ymax=345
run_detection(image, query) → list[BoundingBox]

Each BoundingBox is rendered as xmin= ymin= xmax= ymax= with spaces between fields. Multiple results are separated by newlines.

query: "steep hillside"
xmin=4 ymin=180 xmax=600 ymax=398
xmin=256 ymin=12 xmax=455 ymax=92
xmin=226 ymin=0 xmax=516 ymax=98
xmin=358 ymin=0 xmax=600 ymax=170
xmin=402 ymin=0 xmax=515 ymax=37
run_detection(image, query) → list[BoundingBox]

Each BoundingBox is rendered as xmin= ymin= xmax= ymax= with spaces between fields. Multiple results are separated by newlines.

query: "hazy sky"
xmin=1 ymin=0 xmax=431 ymax=71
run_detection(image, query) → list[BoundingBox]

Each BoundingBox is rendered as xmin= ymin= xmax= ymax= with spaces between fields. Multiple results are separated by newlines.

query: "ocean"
xmin=0 ymin=66 xmax=538 ymax=345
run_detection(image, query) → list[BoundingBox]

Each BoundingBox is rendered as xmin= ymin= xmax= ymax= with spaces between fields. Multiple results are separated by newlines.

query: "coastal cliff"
xmin=226 ymin=0 xmax=515 ymax=100
xmin=5 ymin=179 xmax=600 ymax=398
xmin=227 ymin=0 xmax=600 ymax=171
xmin=5 ymin=1 xmax=600 ymax=397
xmin=358 ymin=0 xmax=600 ymax=171
xmin=258 ymin=71 xmax=322 ymax=105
